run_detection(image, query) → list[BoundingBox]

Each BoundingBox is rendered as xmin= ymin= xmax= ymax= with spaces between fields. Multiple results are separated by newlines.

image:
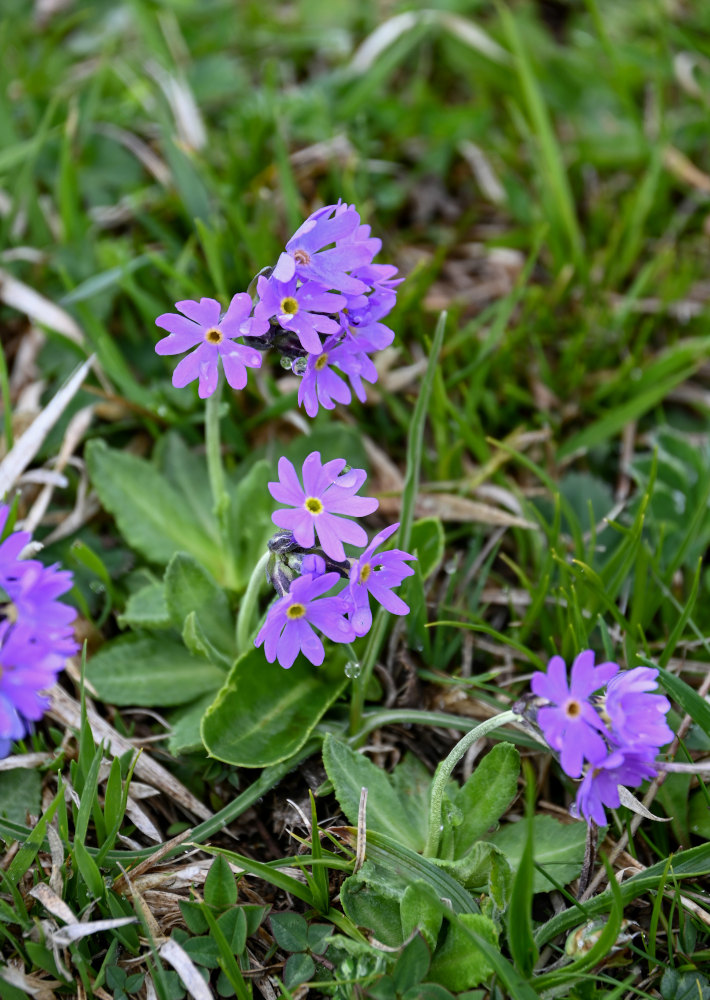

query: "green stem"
xmin=236 ymin=550 xmax=270 ymax=654
xmin=205 ymin=379 xmax=228 ymax=523
xmin=423 ymin=709 xmax=520 ymax=858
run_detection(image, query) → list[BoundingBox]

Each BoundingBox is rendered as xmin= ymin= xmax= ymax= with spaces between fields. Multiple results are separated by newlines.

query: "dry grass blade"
xmin=378 ymin=491 xmax=538 ymax=528
xmin=663 ymin=145 xmax=710 ymax=193
xmin=48 ymin=685 xmax=213 ymax=821
xmin=52 ymin=916 xmax=138 ymax=947
xmin=94 ymin=123 xmax=171 ymax=186
xmin=0 ymin=268 xmax=84 ymax=345
xmin=0 ymin=752 xmax=51 ymax=770
xmin=28 ymin=883 xmax=77 ymax=924
xmin=145 ymin=61 xmax=206 ymax=152
xmin=0 ymin=357 xmax=93 ymax=498
xmin=159 ymin=938 xmax=214 ymax=1000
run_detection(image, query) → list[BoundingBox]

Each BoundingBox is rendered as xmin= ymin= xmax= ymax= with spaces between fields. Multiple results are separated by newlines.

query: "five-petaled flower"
xmin=268 ymin=452 xmax=378 ymax=563
xmin=255 ymin=572 xmax=356 ymax=669
xmin=348 ymin=522 xmax=416 ymax=636
xmin=531 ymin=650 xmax=619 ymax=779
xmin=155 ymin=295 xmax=268 ymax=398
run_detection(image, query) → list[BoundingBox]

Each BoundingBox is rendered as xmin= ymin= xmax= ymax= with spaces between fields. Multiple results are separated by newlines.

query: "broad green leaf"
xmin=87 ymin=636 xmax=225 ymax=706
xmin=390 ymin=753 xmax=432 ymax=848
xmin=341 ymin=865 xmax=405 ymax=947
xmin=165 ymin=553 xmax=236 ymax=664
xmin=392 ymin=934 xmax=431 ymax=994
xmin=452 ymin=743 xmax=520 ymax=856
xmin=86 ymin=440 xmax=223 ymax=579
xmin=204 ymin=854 xmax=238 ymax=910
xmin=284 ymin=953 xmax=315 ymax=989
xmin=0 ymin=769 xmax=41 ymax=825
xmin=201 ymin=649 xmax=346 ymax=767
xmin=428 ymin=914 xmax=499 ymax=992
xmin=158 ymin=433 xmax=219 ymax=546
xmin=409 ymin=518 xmax=445 ymax=579
xmin=432 ymin=842 xmax=508 ymax=893
xmin=117 ymin=581 xmax=171 ymax=630
xmin=323 ymin=735 xmax=426 ymax=852
xmin=167 ymin=695 xmax=213 ymax=755
xmin=270 ymin=912 xmax=309 ymax=953
xmin=487 ymin=815 xmax=586 ymax=893
xmin=401 ymin=882 xmax=444 ymax=952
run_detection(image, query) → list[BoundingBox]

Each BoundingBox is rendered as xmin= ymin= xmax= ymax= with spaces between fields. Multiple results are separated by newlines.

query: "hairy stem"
xmin=423 ymin=709 xmax=520 ymax=857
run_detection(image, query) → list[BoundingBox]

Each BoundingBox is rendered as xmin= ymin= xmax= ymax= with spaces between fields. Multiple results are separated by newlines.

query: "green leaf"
xmin=117 ymin=581 xmax=171 ymax=630
xmin=283 ymin=953 xmax=315 ymax=989
xmin=428 ymin=914 xmax=499 ymax=992
xmin=0 ymin=769 xmax=41 ymax=825
xmin=87 ymin=636 xmax=225 ymax=706
xmin=341 ymin=866 xmax=405 ymax=947
xmin=409 ymin=518 xmax=445 ymax=579
xmin=653 ymin=665 xmax=710 ymax=740
xmin=452 ymin=743 xmax=520 ymax=856
xmin=393 ymin=934 xmax=431 ymax=994
xmin=323 ymin=735 xmax=427 ymax=851
xmin=204 ymin=854 xmax=238 ymax=911
xmin=217 ymin=906 xmax=248 ymax=954
xmin=660 ymin=970 xmax=710 ymax=1000
xmin=432 ymin=842 xmax=508 ymax=893
xmin=201 ymin=650 xmax=346 ymax=767
xmin=401 ymin=882 xmax=444 ymax=952
xmin=167 ymin=695 xmax=213 ymax=755
xmin=270 ymin=912 xmax=309 ymax=953
xmin=165 ymin=553 xmax=236 ymax=665
xmin=487 ymin=815 xmax=587 ymax=893
xmin=86 ymin=439 xmax=222 ymax=579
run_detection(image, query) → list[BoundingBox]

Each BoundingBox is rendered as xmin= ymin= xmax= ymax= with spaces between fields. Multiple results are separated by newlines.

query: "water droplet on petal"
xmin=344 ymin=660 xmax=361 ymax=679
xmin=292 ymin=357 xmax=308 ymax=376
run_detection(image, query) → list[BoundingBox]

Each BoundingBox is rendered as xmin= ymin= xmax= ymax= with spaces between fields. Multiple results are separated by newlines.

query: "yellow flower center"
xmin=358 ymin=563 xmax=371 ymax=584
xmin=205 ymin=327 xmax=223 ymax=345
xmin=287 ymin=603 xmax=306 ymax=619
xmin=304 ymin=497 xmax=324 ymax=515
xmin=564 ymin=698 xmax=582 ymax=719
xmin=315 ymin=353 xmax=329 ymax=371
xmin=294 ymin=249 xmax=310 ymax=265
xmin=280 ymin=296 xmax=299 ymax=315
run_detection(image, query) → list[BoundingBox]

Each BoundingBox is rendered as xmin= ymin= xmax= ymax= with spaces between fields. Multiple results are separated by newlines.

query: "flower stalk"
xmin=423 ymin=709 xmax=521 ymax=858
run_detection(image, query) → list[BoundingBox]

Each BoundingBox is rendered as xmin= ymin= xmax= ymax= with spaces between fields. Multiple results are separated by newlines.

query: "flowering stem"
xmin=205 ymin=378 xmax=230 ymax=528
xmin=423 ymin=709 xmax=521 ymax=858
xmin=236 ymin=551 xmax=270 ymax=655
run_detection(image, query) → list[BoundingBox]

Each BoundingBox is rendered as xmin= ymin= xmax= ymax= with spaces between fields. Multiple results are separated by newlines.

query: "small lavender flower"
xmin=155 ymin=295 xmax=268 ymax=398
xmin=605 ymin=667 xmax=673 ymax=750
xmin=297 ymin=335 xmax=378 ymax=417
xmin=255 ymin=572 xmax=356 ymax=669
xmin=348 ymin=522 xmax=416 ymax=636
xmin=531 ymin=651 xmax=619 ymax=779
xmin=254 ymin=275 xmax=345 ymax=355
xmin=572 ymin=747 xmax=659 ymax=826
xmin=0 ymin=506 xmax=77 ymax=758
xmin=269 ymin=452 xmax=378 ymax=562
xmin=272 ymin=206 xmax=373 ymax=295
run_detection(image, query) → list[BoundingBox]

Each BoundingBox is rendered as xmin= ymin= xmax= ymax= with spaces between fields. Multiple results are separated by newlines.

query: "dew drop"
xmin=344 ymin=660 xmax=361 ymax=679
xmin=280 ymin=356 xmax=293 ymax=370
xmin=292 ymin=357 xmax=308 ymax=376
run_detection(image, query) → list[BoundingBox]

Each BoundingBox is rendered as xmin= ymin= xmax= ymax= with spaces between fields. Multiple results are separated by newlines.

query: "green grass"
xmin=2 ymin=0 xmax=710 ymax=996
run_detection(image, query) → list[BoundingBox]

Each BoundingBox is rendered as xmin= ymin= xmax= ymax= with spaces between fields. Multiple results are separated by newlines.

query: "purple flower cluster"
xmin=255 ymin=452 xmax=415 ymax=669
xmin=0 ymin=506 xmax=78 ymax=757
xmin=155 ymin=202 xmax=400 ymax=413
xmin=531 ymin=650 xmax=673 ymax=826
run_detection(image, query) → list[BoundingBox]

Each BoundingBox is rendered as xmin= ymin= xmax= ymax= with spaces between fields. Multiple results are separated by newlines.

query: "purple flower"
xmin=272 ymin=206 xmax=374 ymax=295
xmin=269 ymin=452 xmax=378 ymax=562
xmin=348 ymin=522 xmax=416 ymax=636
xmin=297 ymin=336 xmax=379 ymax=417
xmin=572 ymin=747 xmax=658 ymax=826
xmin=155 ymin=295 xmax=268 ymax=398
xmin=254 ymin=275 xmax=344 ymax=354
xmin=531 ymin=651 xmax=619 ymax=779
xmin=605 ymin=667 xmax=673 ymax=750
xmin=255 ymin=572 xmax=356 ymax=669
xmin=0 ymin=506 xmax=77 ymax=758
